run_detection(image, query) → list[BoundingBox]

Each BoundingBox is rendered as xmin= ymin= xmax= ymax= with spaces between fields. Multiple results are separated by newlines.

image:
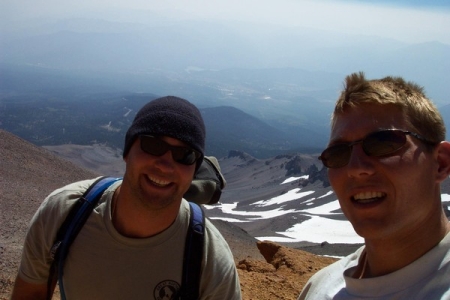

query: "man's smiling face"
xmin=327 ymin=103 xmax=441 ymax=241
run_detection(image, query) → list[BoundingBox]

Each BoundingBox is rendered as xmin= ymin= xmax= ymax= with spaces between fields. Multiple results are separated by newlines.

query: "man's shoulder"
xmin=298 ymin=247 xmax=364 ymax=299
xmin=180 ymin=201 xmax=233 ymax=255
xmin=204 ymin=218 xmax=225 ymax=241
xmin=48 ymin=177 xmax=101 ymax=197
xmin=40 ymin=177 xmax=103 ymax=212
xmin=309 ymin=246 xmax=363 ymax=283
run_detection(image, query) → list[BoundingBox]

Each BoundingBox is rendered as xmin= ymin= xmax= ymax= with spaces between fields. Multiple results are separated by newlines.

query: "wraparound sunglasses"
xmin=139 ymin=135 xmax=201 ymax=165
xmin=319 ymin=129 xmax=435 ymax=168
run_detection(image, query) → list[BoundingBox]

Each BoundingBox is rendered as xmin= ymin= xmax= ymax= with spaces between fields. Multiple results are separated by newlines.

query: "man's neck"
xmin=362 ymin=214 xmax=450 ymax=278
xmin=112 ymin=185 xmax=181 ymax=238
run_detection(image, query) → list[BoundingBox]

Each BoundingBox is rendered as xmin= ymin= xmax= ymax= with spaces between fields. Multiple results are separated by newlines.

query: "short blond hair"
xmin=332 ymin=72 xmax=445 ymax=143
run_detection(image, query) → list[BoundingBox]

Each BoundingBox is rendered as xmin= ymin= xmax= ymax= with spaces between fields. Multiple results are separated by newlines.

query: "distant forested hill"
xmin=0 ymin=91 xmax=324 ymax=159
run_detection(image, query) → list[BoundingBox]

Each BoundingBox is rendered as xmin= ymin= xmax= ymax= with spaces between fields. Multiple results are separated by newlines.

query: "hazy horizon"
xmin=2 ymin=0 xmax=450 ymax=45
xmin=1 ymin=0 xmax=450 ymax=130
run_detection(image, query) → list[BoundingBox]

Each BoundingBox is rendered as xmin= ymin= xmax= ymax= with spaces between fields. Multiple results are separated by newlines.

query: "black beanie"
xmin=123 ymin=96 xmax=205 ymax=167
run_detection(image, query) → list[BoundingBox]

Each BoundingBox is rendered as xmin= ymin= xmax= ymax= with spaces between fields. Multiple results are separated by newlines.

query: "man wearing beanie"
xmin=12 ymin=96 xmax=241 ymax=300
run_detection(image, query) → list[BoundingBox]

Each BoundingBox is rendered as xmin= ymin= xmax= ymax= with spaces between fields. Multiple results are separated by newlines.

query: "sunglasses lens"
xmin=140 ymin=136 xmax=199 ymax=165
xmin=320 ymin=144 xmax=352 ymax=168
xmin=320 ymin=130 xmax=410 ymax=168
xmin=140 ymin=136 xmax=167 ymax=156
xmin=171 ymin=148 xmax=199 ymax=165
xmin=363 ymin=130 xmax=406 ymax=156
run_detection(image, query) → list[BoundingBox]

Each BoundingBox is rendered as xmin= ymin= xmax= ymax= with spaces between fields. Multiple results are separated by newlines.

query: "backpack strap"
xmin=46 ymin=178 xmax=205 ymax=300
xmin=178 ymin=202 xmax=205 ymax=300
xmin=47 ymin=176 xmax=121 ymax=300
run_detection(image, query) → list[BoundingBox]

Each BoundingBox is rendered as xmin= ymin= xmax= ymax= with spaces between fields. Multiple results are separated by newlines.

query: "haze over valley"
xmin=2 ymin=0 xmax=450 ymax=153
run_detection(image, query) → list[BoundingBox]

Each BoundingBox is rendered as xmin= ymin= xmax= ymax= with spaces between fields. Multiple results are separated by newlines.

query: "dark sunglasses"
xmin=139 ymin=135 xmax=201 ymax=166
xmin=319 ymin=129 xmax=434 ymax=168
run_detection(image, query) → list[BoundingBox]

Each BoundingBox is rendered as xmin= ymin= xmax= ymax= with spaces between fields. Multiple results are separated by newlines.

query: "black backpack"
xmin=46 ymin=156 xmax=226 ymax=300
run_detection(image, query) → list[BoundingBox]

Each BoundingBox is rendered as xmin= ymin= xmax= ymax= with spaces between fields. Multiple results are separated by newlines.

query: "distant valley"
xmin=3 ymin=14 xmax=450 ymax=158
xmin=0 ymin=76 xmax=329 ymax=159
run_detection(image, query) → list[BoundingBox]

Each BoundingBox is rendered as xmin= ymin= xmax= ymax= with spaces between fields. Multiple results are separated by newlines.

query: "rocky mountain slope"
xmin=43 ymin=140 xmax=367 ymax=255
xmin=0 ymin=129 xmax=336 ymax=300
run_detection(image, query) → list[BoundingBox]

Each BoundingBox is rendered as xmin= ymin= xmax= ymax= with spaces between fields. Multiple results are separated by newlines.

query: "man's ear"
xmin=435 ymin=141 xmax=450 ymax=183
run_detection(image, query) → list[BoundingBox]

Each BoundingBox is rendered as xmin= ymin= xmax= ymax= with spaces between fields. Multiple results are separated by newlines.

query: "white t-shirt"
xmin=298 ymin=231 xmax=450 ymax=300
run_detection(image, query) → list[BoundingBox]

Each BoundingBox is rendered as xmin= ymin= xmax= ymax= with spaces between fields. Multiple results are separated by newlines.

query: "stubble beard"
xmin=134 ymin=176 xmax=185 ymax=212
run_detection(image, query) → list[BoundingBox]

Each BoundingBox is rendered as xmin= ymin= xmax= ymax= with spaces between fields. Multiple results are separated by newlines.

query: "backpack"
xmin=184 ymin=156 xmax=226 ymax=205
xmin=46 ymin=159 xmax=221 ymax=300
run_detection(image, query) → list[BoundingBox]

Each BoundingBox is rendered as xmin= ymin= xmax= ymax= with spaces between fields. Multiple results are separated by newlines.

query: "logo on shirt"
xmin=154 ymin=280 xmax=180 ymax=300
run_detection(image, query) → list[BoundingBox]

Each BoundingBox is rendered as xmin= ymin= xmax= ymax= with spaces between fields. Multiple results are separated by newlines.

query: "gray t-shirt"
xmin=298 ymin=232 xmax=450 ymax=299
xmin=19 ymin=178 xmax=241 ymax=300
